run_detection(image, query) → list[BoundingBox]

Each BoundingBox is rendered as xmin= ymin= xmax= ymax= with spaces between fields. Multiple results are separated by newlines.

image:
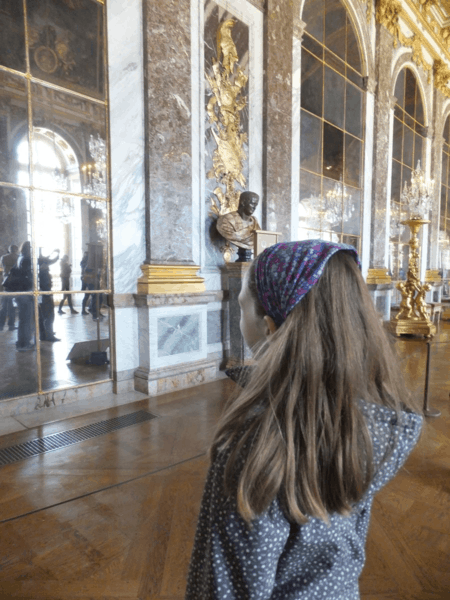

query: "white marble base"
xmin=0 ymin=416 xmax=27 ymax=437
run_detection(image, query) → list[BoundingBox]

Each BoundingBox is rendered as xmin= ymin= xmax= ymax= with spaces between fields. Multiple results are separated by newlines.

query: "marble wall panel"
xmin=114 ymin=307 xmax=140 ymax=374
xmin=207 ymin=310 xmax=222 ymax=345
xmin=157 ymin=314 xmax=200 ymax=357
xmin=145 ymin=0 xmax=194 ymax=264
xmin=108 ymin=0 xmax=146 ymax=294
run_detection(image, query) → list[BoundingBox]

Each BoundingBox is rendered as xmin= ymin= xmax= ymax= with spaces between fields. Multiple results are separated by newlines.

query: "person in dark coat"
xmin=58 ymin=254 xmax=78 ymax=315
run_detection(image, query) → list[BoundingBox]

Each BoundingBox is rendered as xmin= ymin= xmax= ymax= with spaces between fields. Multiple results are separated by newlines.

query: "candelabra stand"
xmin=390 ymin=218 xmax=436 ymax=338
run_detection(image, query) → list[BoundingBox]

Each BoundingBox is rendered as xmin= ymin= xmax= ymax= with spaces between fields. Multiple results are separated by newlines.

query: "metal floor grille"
xmin=0 ymin=410 xmax=156 ymax=467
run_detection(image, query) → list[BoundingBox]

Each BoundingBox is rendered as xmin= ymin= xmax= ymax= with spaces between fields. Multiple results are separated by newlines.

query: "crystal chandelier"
xmin=400 ymin=160 xmax=435 ymax=219
xmin=56 ymin=195 xmax=73 ymax=224
xmin=390 ymin=207 xmax=407 ymax=238
xmin=325 ymin=177 xmax=354 ymax=226
xmin=81 ymin=134 xmax=107 ymax=200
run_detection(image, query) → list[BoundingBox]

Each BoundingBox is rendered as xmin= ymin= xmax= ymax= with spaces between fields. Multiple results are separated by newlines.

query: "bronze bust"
xmin=216 ymin=191 xmax=261 ymax=251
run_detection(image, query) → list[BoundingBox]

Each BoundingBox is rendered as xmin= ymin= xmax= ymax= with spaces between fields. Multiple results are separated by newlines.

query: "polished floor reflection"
xmin=0 ymin=325 xmax=448 ymax=598
xmin=0 ymin=301 xmax=110 ymax=400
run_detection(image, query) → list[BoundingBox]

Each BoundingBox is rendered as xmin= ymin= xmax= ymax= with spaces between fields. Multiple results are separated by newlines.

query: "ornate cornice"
xmin=376 ymin=0 xmax=450 ymax=95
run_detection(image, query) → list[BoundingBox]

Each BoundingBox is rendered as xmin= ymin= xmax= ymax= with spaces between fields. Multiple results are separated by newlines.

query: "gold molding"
xmin=366 ymin=268 xmax=392 ymax=284
xmin=376 ymin=0 xmax=450 ymax=95
xmin=425 ymin=269 xmax=442 ymax=282
xmin=388 ymin=318 xmax=436 ymax=337
xmin=137 ymin=264 xmax=206 ymax=295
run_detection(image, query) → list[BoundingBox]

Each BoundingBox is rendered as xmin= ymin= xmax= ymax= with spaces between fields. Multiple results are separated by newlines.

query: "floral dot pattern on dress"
xmin=254 ymin=240 xmax=361 ymax=327
xmin=184 ymin=400 xmax=422 ymax=599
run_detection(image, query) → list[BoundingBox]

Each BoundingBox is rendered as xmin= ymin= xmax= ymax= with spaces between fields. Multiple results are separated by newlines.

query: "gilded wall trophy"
xmin=206 ymin=19 xmax=256 ymax=262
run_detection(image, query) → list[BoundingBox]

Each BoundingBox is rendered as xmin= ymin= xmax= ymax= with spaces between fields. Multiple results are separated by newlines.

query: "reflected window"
xmin=389 ymin=68 xmax=425 ymax=282
xmin=300 ymin=0 xmax=364 ymax=251
xmin=440 ymin=116 xmax=450 ymax=287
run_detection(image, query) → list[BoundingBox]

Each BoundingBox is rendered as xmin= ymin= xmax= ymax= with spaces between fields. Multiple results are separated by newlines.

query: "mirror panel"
xmin=40 ymin=293 xmax=110 ymax=392
xmin=0 ymin=72 xmax=29 ymax=187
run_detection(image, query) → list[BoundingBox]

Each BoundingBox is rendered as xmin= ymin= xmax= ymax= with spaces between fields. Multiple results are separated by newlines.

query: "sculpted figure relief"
xmin=216 ymin=192 xmax=260 ymax=250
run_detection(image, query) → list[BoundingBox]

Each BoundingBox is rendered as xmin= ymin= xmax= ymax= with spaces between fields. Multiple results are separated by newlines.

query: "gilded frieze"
xmin=434 ymin=58 xmax=450 ymax=96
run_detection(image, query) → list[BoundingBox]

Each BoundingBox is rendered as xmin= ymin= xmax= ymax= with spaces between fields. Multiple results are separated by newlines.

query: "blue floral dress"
xmin=185 ymin=400 xmax=423 ymax=599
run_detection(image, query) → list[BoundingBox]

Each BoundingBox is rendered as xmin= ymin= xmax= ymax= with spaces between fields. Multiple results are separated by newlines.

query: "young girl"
xmin=185 ymin=240 xmax=423 ymax=600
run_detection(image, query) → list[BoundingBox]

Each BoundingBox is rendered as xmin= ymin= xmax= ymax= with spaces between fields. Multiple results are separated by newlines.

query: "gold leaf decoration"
xmin=434 ymin=59 xmax=450 ymax=97
xmin=206 ymin=19 xmax=248 ymax=217
xmin=376 ymin=0 xmax=402 ymax=47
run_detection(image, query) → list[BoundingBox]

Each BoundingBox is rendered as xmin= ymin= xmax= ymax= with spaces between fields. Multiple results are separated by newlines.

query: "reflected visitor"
xmin=38 ymin=248 xmax=60 ymax=342
xmin=0 ymin=244 xmax=18 ymax=331
xmin=15 ymin=241 xmax=34 ymax=352
xmin=58 ymin=254 xmax=78 ymax=315
xmin=80 ymin=250 xmax=91 ymax=315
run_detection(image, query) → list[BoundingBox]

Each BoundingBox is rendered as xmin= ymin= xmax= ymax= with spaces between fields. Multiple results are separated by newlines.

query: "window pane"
xmin=0 ymin=72 xmax=29 ymax=186
xmin=299 ymin=169 xmax=322 ymax=232
xmin=415 ymin=87 xmax=424 ymax=125
xmin=442 ymin=152 xmax=448 ymax=186
xmin=301 ymin=50 xmax=323 ymax=118
xmin=344 ymin=134 xmax=361 ymax=187
xmin=32 ymin=84 xmax=107 ymax=197
xmin=324 ymin=49 xmax=345 ymax=75
xmin=342 ymin=187 xmax=361 ymax=236
xmin=394 ymin=70 xmax=405 ymax=107
xmin=41 ymin=295 xmax=110 ymax=392
xmin=404 ymin=113 xmax=414 ymax=130
xmin=414 ymin=134 xmax=423 ymax=169
xmin=341 ymin=234 xmax=359 ymax=252
xmin=302 ymin=33 xmax=323 ymax=60
xmin=300 ymin=110 xmax=322 ymax=174
xmin=0 ymin=187 xmax=32 ymax=287
xmin=444 ymin=116 xmax=450 ymax=144
xmin=404 ymin=69 xmax=416 ymax=117
xmin=346 ymin=15 xmax=361 ymax=73
xmin=302 ymin=0 xmax=324 ymax=42
xmin=403 ymin=125 xmax=414 ymax=168
xmin=345 ymin=83 xmax=362 ymax=138
xmin=27 ymin=0 xmax=105 ymax=100
xmin=391 ymin=160 xmax=402 ymax=203
xmin=392 ymin=117 xmax=403 ymax=162
xmin=324 ymin=66 xmax=344 ymax=128
xmin=325 ymin=0 xmax=346 ymax=60
xmin=323 ymin=122 xmax=344 ymax=180
xmin=346 ymin=67 xmax=364 ymax=90
xmin=0 ymin=0 xmax=26 ymax=72
xmin=441 ymin=186 xmax=447 ymax=220
xmin=402 ymin=166 xmax=412 ymax=206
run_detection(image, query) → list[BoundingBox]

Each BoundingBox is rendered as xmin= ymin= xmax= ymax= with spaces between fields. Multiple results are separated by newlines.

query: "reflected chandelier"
xmin=325 ymin=177 xmax=354 ymax=226
xmin=81 ymin=134 xmax=107 ymax=201
xmin=400 ymin=160 xmax=435 ymax=219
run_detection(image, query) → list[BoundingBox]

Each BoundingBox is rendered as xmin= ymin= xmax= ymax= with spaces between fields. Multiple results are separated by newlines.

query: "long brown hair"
xmin=212 ymin=251 xmax=421 ymax=524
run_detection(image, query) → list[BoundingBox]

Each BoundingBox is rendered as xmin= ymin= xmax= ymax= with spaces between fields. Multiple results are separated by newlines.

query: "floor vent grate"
xmin=0 ymin=410 xmax=156 ymax=467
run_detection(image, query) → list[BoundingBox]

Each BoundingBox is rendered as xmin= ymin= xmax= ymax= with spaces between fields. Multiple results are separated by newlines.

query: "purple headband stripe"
xmin=254 ymin=240 xmax=361 ymax=327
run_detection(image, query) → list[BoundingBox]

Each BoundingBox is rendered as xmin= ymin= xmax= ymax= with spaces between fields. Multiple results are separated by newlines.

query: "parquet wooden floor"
xmin=0 ymin=325 xmax=449 ymax=599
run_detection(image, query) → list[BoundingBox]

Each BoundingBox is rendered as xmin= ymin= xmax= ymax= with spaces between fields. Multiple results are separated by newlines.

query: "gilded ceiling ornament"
xmin=376 ymin=0 xmax=402 ymax=47
xmin=206 ymin=19 xmax=248 ymax=218
xmin=441 ymin=26 xmax=450 ymax=49
xmin=400 ymin=33 xmax=433 ymax=81
xmin=434 ymin=59 xmax=450 ymax=96
xmin=417 ymin=0 xmax=436 ymax=12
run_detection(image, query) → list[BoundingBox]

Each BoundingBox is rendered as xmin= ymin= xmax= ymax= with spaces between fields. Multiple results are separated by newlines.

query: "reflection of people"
xmin=38 ymin=249 xmax=60 ymax=342
xmin=216 ymin=192 xmax=260 ymax=250
xmin=15 ymin=241 xmax=34 ymax=352
xmin=0 ymin=244 xmax=18 ymax=331
xmin=80 ymin=250 xmax=91 ymax=315
xmin=185 ymin=241 xmax=423 ymax=599
xmin=58 ymin=255 xmax=78 ymax=315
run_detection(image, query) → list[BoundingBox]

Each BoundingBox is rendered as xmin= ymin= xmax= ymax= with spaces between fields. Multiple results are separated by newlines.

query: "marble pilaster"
xmin=107 ymin=0 xmax=146 ymax=386
xmin=264 ymin=0 xmax=301 ymax=243
xmin=369 ymin=24 xmax=395 ymax=276
xmin=429 ymin=90 xmax=447 ymax=274
xmin=226 ymin=262 xmax=252 ymax=367
xmin=144 ymin=0 xmax=195 ymax=265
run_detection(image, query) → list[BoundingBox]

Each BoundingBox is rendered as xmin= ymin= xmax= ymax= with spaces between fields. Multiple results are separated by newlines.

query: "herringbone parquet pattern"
xmin=0 ymin=327 xmax=449 ymax=599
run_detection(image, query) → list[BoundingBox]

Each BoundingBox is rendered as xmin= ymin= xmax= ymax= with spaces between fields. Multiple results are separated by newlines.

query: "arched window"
xmin=299 ymin=0 xmax=365 ymax=251
xmin=389 ymin=68 xmax=426 ymax=282
xmin=440 ymin=116 xmax=450 ymax=291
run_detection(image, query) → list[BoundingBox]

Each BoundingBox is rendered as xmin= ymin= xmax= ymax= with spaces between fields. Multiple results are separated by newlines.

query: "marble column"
xmin=264 ymin=0 xmax=301 ymax=242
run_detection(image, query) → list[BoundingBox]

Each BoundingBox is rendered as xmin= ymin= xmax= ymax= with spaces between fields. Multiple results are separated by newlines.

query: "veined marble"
xmin=114 ymin=307 xmax=140 ymax=373
xmin=107 ymin=0 xmax=146 ymax=294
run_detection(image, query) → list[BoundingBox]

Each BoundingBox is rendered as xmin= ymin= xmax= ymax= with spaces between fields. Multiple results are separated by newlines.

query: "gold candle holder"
xmin=390 ymin=218 xmax=436 ymax=338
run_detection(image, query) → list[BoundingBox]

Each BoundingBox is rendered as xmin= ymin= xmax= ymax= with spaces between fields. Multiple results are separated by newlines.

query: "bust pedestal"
xmin=225 ymin=261 xmax=253 ymax=368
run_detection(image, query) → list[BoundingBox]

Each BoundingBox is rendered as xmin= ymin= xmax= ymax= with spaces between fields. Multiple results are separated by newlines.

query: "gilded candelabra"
xmin=390 ymin=161 xmax=436 ymax=338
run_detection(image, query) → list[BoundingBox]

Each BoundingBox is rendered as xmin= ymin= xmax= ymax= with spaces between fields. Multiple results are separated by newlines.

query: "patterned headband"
xmin=254 ymin=239 xmax=361 ymax=327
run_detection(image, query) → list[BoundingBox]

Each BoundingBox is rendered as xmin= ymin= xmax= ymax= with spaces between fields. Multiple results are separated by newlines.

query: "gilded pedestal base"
xmin=137 ymin=264 xmax=205 ymax=294
xmin=389 ymin=319 xmax=436 ymax=338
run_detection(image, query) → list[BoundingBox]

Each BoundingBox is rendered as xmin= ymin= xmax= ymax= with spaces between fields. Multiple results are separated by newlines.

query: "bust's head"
xmin=238 ymin=191 xmax=259 ymax=218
